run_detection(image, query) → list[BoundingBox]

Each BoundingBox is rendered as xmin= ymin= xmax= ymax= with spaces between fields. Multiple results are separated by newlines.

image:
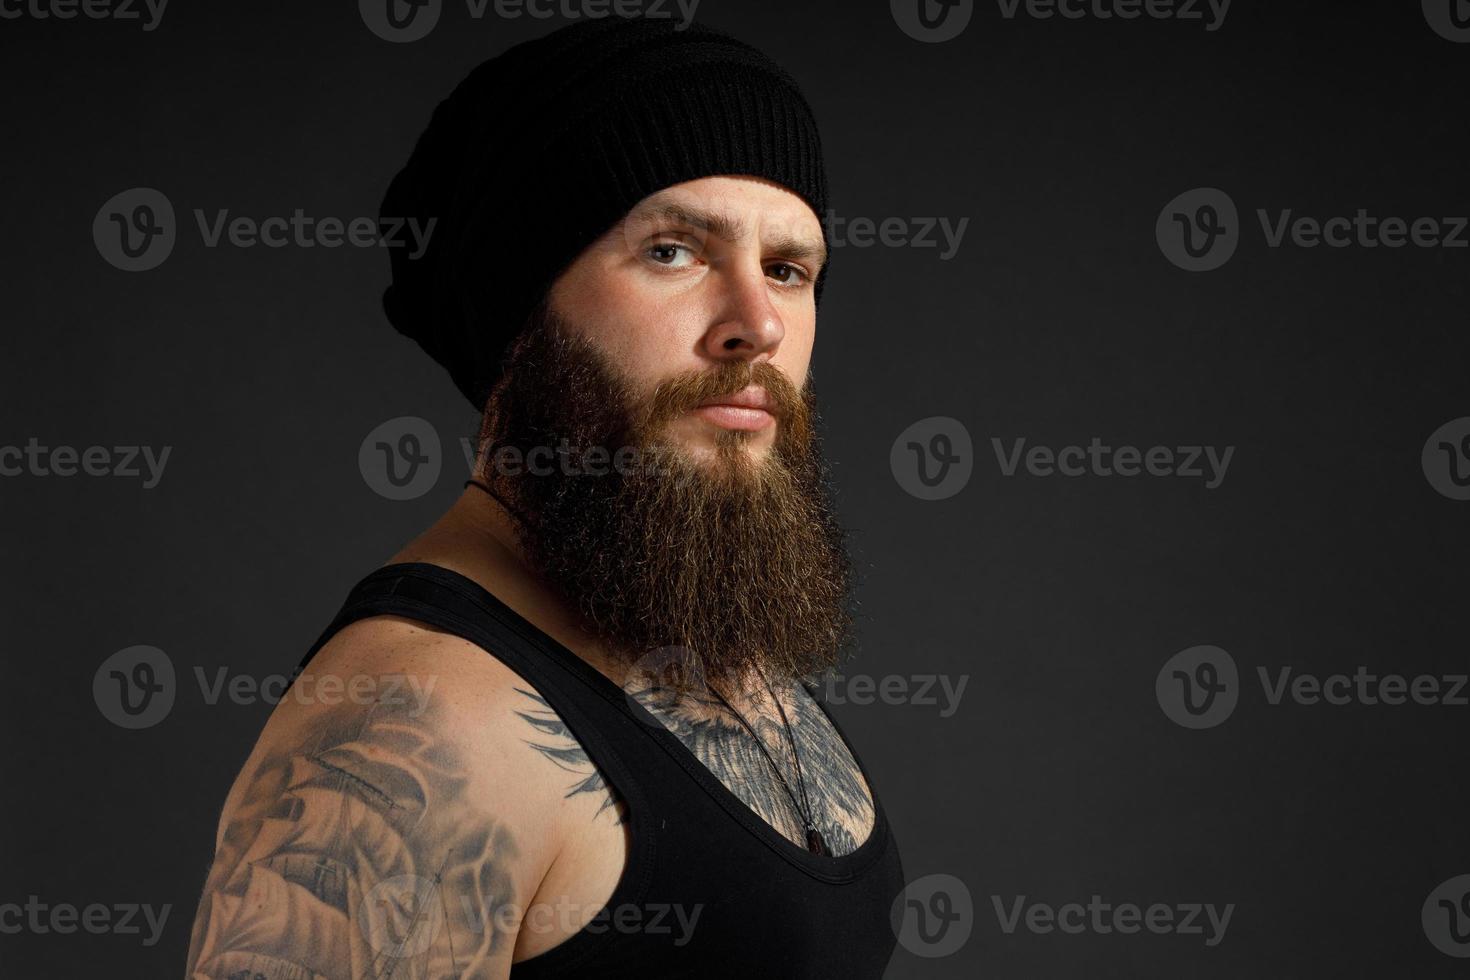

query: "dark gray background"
xmin=2 ymin=0 xmax=1467 ymax=976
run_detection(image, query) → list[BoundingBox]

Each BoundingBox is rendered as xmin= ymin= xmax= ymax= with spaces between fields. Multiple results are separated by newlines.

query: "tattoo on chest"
xmin=514 ymin=679 xmax=876 ymax=856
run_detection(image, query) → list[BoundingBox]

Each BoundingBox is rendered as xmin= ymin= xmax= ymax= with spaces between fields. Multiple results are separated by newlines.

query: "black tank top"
xmin=296 ymin=562 xmax=905 ymax=978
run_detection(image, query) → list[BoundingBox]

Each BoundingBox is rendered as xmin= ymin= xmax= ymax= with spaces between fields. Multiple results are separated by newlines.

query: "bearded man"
xmin=185 ymin=15 xmax=903 ymax=978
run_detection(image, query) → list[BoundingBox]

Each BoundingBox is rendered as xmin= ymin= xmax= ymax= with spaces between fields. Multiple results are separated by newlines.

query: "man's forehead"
xmin=623 ymin=184 xmax=826 ymax=253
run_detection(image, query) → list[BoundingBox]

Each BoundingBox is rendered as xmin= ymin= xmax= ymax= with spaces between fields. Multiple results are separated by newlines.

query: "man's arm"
xmin=184 ymin=622 xmax=563 ymax=979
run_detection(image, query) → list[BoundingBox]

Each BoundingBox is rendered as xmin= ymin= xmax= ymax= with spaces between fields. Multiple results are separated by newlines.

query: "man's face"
xmin=544 ymin=175 xmax=826 ymax=465
xmin=474 ymin=175 xmax=849 ymax=691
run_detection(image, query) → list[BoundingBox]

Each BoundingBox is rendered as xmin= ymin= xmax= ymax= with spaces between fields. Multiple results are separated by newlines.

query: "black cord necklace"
xmin=708 ymin=668 xmax=827 ymax=856
xmin=464 ymin=477 xmax=533 ymax=529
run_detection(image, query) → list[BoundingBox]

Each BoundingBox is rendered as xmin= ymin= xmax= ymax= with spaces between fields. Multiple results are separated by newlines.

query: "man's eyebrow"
xmin=766 ymin=232 xmax=828 ymax=268
xmin=633 ymin=202 xmax=747 ymax=241
xmin=629 ymin=202 xmax=828 ymax=269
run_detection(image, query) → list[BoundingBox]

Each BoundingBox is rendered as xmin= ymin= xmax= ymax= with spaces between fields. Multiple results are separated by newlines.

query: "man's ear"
xmin=474 ymin=302 xmax=548 ymax=473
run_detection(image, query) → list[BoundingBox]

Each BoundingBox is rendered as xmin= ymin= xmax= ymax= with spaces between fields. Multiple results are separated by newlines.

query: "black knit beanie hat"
xmin=380 ymin=15 xmax=831 ymax=413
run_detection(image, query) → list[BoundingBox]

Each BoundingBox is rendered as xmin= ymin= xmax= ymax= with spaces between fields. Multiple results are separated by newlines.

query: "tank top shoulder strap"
xmin=302 ymin=563 xmax=553 ymax=686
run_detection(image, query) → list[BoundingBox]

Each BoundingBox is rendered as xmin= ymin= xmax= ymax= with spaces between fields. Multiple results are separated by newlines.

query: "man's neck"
xmin=387 ymin=485 xmax=632 ymax=688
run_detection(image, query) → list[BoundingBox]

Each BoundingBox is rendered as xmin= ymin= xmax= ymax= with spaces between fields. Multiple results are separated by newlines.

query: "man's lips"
xmin=691 ymin=386 xmax=775 ymax=431
xmin=698 ymin=386 xmax=772 ymax=411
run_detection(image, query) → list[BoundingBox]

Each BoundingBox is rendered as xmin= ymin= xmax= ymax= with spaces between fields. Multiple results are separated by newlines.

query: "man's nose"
xmin=698 ymin=262 xmax=785 ymax=364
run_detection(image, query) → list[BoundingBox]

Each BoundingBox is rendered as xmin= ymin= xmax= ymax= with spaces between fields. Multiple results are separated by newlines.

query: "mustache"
xmin=640 ymin=359 xmax=804 ymax=430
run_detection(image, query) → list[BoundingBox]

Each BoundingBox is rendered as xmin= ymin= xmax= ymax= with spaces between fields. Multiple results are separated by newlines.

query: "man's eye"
xmin=646 ymin=242 xmax=695 ymax=267
xmin=767 ymin=262 xmax=810 ymax=287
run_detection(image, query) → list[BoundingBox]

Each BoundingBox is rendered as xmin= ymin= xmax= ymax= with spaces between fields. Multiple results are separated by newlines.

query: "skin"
xmin=548 ymin=175 xmax=824 ymax=462
xmin=184 ymin=177 xmax=875 ymax=978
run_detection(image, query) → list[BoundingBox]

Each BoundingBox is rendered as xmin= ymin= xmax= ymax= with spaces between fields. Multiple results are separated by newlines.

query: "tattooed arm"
xmin=183 ymin=619 xmax=579 ymax=980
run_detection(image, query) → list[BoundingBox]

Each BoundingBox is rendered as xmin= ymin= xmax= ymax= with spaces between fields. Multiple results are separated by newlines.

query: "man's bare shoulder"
xmin=294 ymin=613 xmax=539 ymax=739
xmin=232 ymin=616 xmax=562 ymax=820
xmin=183 ymin=614 xmax=606 ymax=978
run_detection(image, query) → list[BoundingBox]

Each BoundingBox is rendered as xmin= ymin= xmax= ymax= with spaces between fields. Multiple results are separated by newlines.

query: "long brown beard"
xmin=474 ymin=303 xmax=854 ymax=692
